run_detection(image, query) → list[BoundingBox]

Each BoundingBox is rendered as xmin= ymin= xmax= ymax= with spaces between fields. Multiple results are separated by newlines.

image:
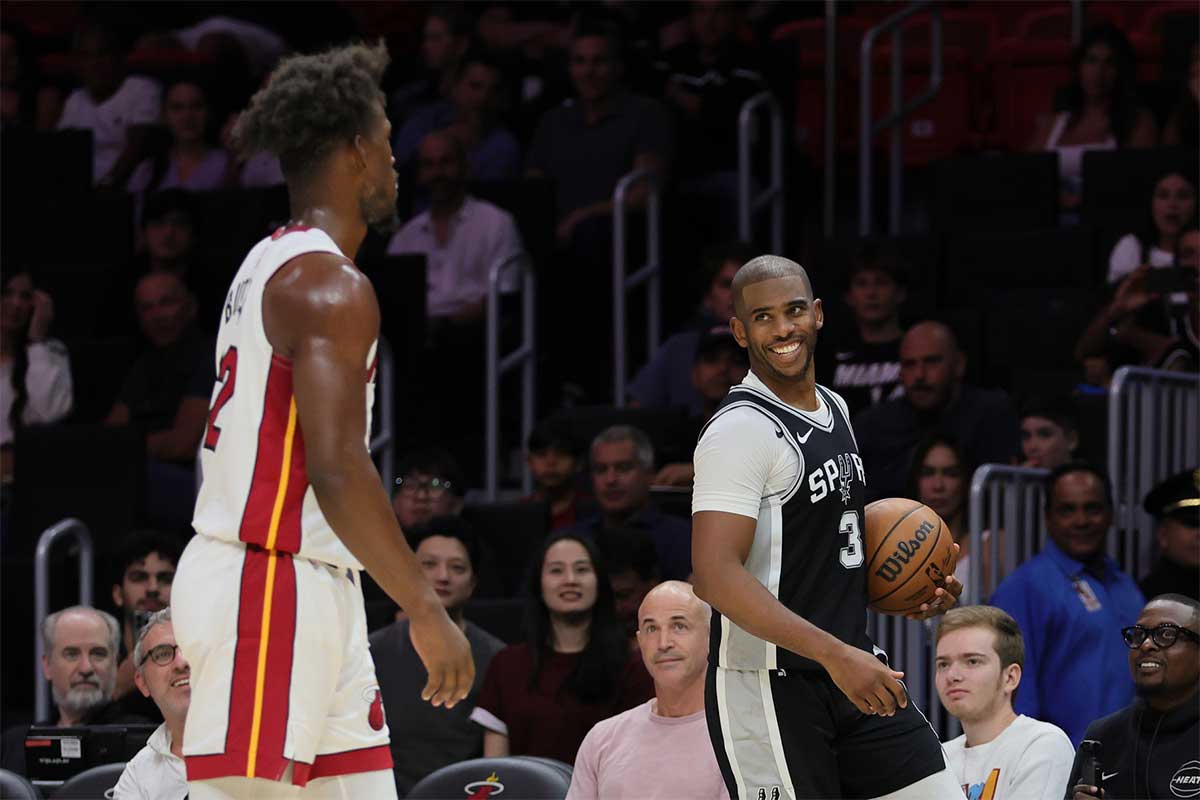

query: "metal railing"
xmin=369 ymin=337 xmax=396 ymax=491
xmin=859 ymin=1 xmax=944 ymax=236
xmin=35 ymin=519 xmax=94 ymax=722
xmin=867 ymin=613 xmax=949 ymax=737
xmin=966 ymin=464 xmax=1050 ymax=606
xmin=612 ymin=169 xmax=662 ymax=406
xmin=738 ymin=92 xmax=785 ymax=254
xmin=484 ymin=253 xmax=536 ymax=501
xmin=1107 ymin=367 xmax=1199 ymax=576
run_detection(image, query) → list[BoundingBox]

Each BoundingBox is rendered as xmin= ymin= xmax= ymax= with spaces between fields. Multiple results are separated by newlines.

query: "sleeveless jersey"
xmin=192 ymin=226 xmax=376 ymax=570
xmin=698 ymin=383 xmax=877 ymax=671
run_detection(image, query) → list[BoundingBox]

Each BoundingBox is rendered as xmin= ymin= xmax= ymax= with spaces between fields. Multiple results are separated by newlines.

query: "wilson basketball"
xmin=864 ymin=498 xmax=957 ymax=615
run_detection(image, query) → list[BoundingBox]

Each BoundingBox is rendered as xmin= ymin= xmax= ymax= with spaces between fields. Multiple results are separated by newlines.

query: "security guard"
xmin=1139 ymin=468 xmax=1199 ymax=602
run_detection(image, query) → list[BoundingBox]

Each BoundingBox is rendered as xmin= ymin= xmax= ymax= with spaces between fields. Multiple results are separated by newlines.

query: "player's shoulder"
xmin=700 ymin=397 xmax=791 ymax=444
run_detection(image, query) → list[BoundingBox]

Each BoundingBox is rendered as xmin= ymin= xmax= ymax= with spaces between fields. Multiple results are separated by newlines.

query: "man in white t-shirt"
xmin=566 ymin=581 xmax=728 ymax=800
xmin=935 ymin=605 xmax=1075 ymax=800
xmin=113 ymin=609 xmax=189 ymax=800
xmin=56 ymin=21 xmax=160 ymax=185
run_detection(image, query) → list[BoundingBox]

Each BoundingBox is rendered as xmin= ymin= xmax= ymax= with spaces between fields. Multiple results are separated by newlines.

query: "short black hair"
xmin=1044 ymin=461 xmax=1114 ymax=512
xmin=701 ymin=240 xmax=758 ymax=293
xmin=427 ymin=3 xmax=475 ymax=40
xmin=599 ymin=528 xmax=660 ymax=582
xmin=110 ymin=529 xmax=183 ymax=586
xmin=1020 ymin=395 xmax=1079 ymax=435
xmin=408 ymin=515 xmax=481 ymax=572
xmin=142 ymin=188 xmax=198 ymax=227
xmin=527 ymin=418 xmax=580 ymax=458
xmin=845 ymin=241 xmax=909 ymax=288
xmin=395 ymin=447 xmax=465 ymax=497
xmin=454 ymin=48 xmax=505 ymax=84
xmin=232 ymin=40 xmax=389 ymax=182
xmin=570 ymin=12 xmax=625 ymax=65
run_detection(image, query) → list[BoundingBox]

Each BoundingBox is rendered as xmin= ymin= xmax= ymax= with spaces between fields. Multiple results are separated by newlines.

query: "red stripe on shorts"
xmin=291 ymin=744 xmax=394 ymax=787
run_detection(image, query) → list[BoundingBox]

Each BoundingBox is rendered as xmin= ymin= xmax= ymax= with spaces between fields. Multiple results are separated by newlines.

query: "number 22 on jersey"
xmin=203 ymin=346 xmax=238 ymax=450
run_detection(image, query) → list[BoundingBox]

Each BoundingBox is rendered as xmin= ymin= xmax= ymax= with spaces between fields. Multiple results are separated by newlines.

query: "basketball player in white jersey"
xmin=171 ymin=42 xmax=472 ymax=799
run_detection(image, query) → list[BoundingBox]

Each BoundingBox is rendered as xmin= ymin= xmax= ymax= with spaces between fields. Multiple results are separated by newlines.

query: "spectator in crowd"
xmin=388 ymin=130 xmax=523 ymax=325
xmin=659 ymin=0 xmax=765 ymax=237
xmin=0 ymin=269 xmax=72 ymax=485
xmin=1162 ymin=42 xmax=1198 ymax=148
xmin=128 ymin=76 xmax=234 ymax=193
xmin=629 ymin=240 xmax=754 ymax=413
xmin=392 ymin=51 xmax=520 ymax=183
xmin=104 ymin=272 xmax=211 ymax=529
xmin=1019 ymin=396 xmax=1079 ymax=471
xmin=392 ymin=447 xmax=466 ymax=531
xmin=390 ymin=5 xmax=473 ymax=125
xmin=1139 ymin=469 xmax=1199 ymax=602
xmin=370 ymin=517 xmax=506 ymax=796
xmin=526 ymin=18 xmax=673 ymax=252
xmin=139 ymin=190 xmax=199 ymax=278
xmin=524 ymin=418 xmax=590 ymax=531
xmin=905 ymin=434 xmax=977 ymax=592
xmin=1 ymin=23 xmax=41 ymax=130
xmin=1068 ymin=594 xmax=1199 ymax=800
xmin=854 ymin=321 xmax=1020 ymax=502
xmin=471 ymin=532 xmax=653 ymax=763
xmin=1028 ymin=23 xmax=1157 ymax=210
xmin=599 ymin=528 xmax=661 ymax=640
xmin=57 ymin=19 xmax=161 ymax=186
xmin=991 ymin=462 xmax=1145 ymax=746
xmin=817 ymin=246 xmax=908 ymax=418
xmin=113 ymin=609 xmax=189 ymax=800
xmin=575 ymin=425 xmax=692 ymax=580
xmin=935 ymin=606 xmax=1075 ymax=800
xmin=567 ymin=581 xmax=729 ymax=799
xmin=1107 ymin=169 xmax=1197 ymax=284
xmin=1 ymin=606 xmax=147 ymax=775
xmin=109 ymin=530 xmax=181 ymax=719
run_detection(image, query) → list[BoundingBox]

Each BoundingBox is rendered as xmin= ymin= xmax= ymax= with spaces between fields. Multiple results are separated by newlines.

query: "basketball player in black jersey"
xmin=691 ymin=256 xmax=963 ymax=799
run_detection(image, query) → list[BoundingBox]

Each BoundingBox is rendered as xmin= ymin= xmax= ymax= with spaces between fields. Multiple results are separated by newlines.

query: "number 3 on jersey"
xmin=203 ymin=347 xmax=238 ymax=450
xmin=839 ymin=510 xmax=864 ymax=568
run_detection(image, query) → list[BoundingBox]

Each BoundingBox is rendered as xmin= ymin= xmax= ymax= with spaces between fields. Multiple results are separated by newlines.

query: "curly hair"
xmin=232 ymin=40 xmax=389 ymax=182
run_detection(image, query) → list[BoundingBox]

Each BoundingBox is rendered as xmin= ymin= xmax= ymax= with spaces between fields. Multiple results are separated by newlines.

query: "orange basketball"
xmin=864 ymin=498 xmax=957 ymax=615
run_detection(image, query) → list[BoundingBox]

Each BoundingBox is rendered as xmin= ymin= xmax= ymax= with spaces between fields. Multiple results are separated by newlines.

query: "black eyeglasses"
xmin=1121 ymin=623 xmax=1200 ymax=649
xmin=138 ymin=643 xmax=181 ymax=667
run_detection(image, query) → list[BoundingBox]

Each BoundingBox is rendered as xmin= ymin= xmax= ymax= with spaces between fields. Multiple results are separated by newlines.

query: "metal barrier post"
xmin=485 ymin=254 xmax=537 ymax=500
xmin=34 ymin=519 xmax=94 ymax=722
xmin=859 ymin=2 xmax=943 ymax=236
xmin=967 ymin=465 xmax=1050 ymax=606
xmin=369 ymin=337 xmax=395 ymax=491
xmin=738 ymin=92 xmax=785 ymax=253
xmin=612 ymin=170 xmax=661 ymax=406
xmin=1107 ymin=367 xmax=1199 ymax=575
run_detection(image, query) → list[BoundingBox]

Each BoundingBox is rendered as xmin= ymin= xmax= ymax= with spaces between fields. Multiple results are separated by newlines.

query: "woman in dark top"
xmin=472 ymin=531 xmax=653 ymax=764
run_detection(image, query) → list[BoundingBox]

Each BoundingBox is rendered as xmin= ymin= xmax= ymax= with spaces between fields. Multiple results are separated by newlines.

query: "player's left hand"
xmin=904 ymin=543 xmax=964 ymax=621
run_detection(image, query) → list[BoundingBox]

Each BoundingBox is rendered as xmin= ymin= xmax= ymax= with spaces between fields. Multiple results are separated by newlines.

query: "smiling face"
xmin=636 ymin=584 xmax=709 ymax=692
xmin=133 ymin=620 xmax=190 ymax=724
xmin=731 ymin=275 xmax=823 ymax=387
xmin=935 ymin=625 xmax=1020 ymax=724
xmin=591 ymin=438 xmax=652 ymax=517
xmin=1045 ymin=470 xmax=1111 ymax=561
xmin=541 ymin=539 xmax=598 ymax=616
xmin=1152 ymin=173 xmax=1197 ymax=244
xmin=1129 ymin=599 xmax=1199 ymax=708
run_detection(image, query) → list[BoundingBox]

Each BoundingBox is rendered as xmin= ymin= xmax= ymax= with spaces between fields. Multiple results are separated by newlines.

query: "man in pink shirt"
xmin=567 ymin=581 xmax=729 ymax=800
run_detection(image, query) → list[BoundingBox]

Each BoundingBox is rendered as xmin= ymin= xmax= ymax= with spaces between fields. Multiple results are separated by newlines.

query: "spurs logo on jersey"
xmin=807 ymin=452 xmax=865 ymax=505
xmin=192 ymin=225 xmax=376 ymax=570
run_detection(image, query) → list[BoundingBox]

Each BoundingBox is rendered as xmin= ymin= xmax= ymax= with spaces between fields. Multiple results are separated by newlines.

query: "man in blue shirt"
xmin=992 ymin=461 xmax=1145 ymax=746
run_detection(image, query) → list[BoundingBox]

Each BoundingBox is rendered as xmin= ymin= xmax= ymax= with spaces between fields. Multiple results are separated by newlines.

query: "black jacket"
xmin=1065 ymin=693 xmax=1199 ymax=799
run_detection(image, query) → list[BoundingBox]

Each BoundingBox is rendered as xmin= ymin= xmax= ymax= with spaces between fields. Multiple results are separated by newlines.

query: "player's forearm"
xmin=308 ymin=455 xmax=443 ymax=620
xmin=693 ymin=559 xmax=843 ymax=665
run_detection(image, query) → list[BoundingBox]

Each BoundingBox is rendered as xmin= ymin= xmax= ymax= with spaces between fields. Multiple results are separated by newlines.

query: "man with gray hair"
xmin=114 ymin=608 xmax=189 ymax=799
xmin=573 ymin=424 xmax=692 ymax=580
xmin=1 ymin=606 xmax=147 ymax=775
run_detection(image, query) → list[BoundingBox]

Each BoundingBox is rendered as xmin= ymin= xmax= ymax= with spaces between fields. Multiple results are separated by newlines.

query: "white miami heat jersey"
xmin=192 ymin=225 xmax=377 ymax=570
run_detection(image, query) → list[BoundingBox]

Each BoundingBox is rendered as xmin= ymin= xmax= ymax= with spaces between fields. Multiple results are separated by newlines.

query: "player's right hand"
xmin=822 ymin=643 xmax=907 ymax=717
xmin=409 ymin=607 xmax=475 ymax=709
xmin=1072 ymin=784 xmax=1104 ymax=799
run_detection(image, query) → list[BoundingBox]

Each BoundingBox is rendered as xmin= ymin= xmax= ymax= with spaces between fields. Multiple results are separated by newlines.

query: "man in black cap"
xmin=1140 ymin=468 xmax=1200 ymax=602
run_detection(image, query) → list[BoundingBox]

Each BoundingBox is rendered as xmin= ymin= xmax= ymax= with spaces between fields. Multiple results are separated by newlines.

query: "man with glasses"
xmin=114 ymin=609 xmax=189 ymax=799
xmin=391 ymin=448 xmax=466 ymax=532
xmin=992 ymin=462 xmax=1145 ymax=746
xmin=1068 ymin=594 xmax=1200 ymax=800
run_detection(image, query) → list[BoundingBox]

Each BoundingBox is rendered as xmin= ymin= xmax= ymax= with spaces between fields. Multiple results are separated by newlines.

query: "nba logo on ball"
xmin=361 ymin=686 xmax=385 ymax=731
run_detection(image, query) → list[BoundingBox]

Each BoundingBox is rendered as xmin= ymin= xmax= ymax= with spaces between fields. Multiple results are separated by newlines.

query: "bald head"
xmin=732 ymin=255 xmax=813 ymax=320
xmin=638 ymin=580 xmax=710 ymax=627
xmin=899 ymin=320 xmax=965 ymax=412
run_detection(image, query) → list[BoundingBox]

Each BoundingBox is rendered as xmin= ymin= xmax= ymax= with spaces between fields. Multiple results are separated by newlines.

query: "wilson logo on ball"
xmin=873 ymin=520 xmax=935 ymax=582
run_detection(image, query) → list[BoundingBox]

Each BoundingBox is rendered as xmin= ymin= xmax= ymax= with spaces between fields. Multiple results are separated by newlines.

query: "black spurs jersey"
xmin=698 ymin=381 xmax=877 ymax=671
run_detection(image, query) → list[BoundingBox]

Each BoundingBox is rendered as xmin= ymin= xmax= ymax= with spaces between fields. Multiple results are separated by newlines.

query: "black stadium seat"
xmin=932 ymin=152 xmax=1059 ymax=233
xmin=461 ymin=502 xmax=550 ymax=597
xmin=406 ymin=756 xmax=572 ymax=800
xmin=0 ymin=768 xmax=39 ymax=800
xmin=943 ymin=227 xmax=1093 ymax=300
xmin=51 ymin=762 xmax=126 ymax=799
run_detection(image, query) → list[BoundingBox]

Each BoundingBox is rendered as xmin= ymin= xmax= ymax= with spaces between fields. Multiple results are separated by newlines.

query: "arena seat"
xmin=982 ymin=288 xmax=1097 ymax=380
xmin=406 ymin=756 xmax=572 ymax=800
xmin=931 ymin=152 xmax=1059 ymax=232
xmin=0 ymin=768 xmax=39 ymax=800
xmin=50 ymin=762 xmax=125 ymax=799
xmin=65 ymin=335 xmax=140 ymax=424
xmin=943 ymin=227 xmax=1094 ymax=299
xmin=460 ymin=501 xmax=550 ymax=597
